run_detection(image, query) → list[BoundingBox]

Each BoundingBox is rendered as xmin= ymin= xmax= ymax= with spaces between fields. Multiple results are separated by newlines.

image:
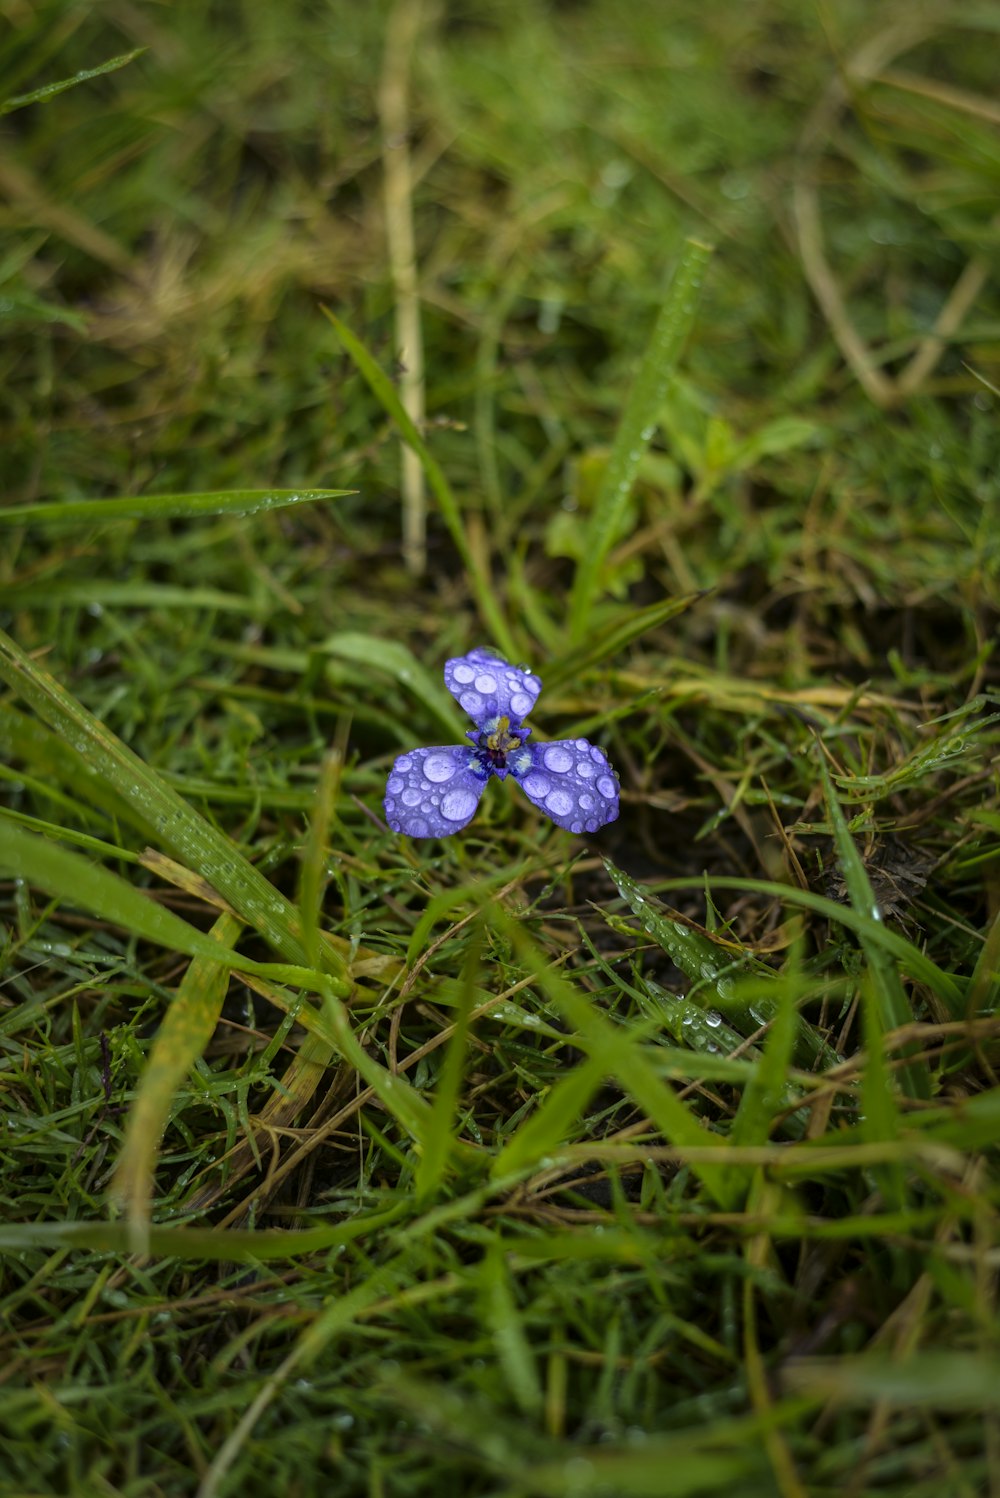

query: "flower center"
xmin=474 ymin=714 xmax=526 ymax=776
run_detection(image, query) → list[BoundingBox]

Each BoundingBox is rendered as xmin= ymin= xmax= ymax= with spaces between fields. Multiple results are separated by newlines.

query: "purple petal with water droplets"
xmin=443 ymin=648 xmax=542 ymax=726
xmin=512 ymin=739 xmax=619 ymax=834
xmin=385 ymin=745 xmax=488 ymax=838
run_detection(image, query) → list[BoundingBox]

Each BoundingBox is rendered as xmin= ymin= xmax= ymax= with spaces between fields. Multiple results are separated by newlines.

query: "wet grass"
xmin=1 ymin=1 xmax=999 ymax=1494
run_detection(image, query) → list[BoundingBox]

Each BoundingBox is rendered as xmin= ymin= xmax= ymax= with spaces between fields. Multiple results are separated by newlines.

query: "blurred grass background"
xmin=1 ymin=1 xmax=999 ymax=1494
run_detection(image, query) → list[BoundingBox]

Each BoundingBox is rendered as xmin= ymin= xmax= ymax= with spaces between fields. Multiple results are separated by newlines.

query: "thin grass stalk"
xmin=380 ymin=0 xmax=427 ymax=576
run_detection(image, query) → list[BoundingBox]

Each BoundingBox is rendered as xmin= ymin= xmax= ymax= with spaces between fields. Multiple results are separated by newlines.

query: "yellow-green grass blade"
xmin=113 ymin=911 xmax=242 ymax=1253
xmin=0 ymin=488 xmax=352 ymax=527
xmin=321 ymin=305 xmax=517 ymax=660
xmin=567 ymin=238 xmax=713 ymax=642
xmin=968 ymin=907 xmax=1000 ymax=1017
xmin=859 ymin=971 xmax=906 ymax=1212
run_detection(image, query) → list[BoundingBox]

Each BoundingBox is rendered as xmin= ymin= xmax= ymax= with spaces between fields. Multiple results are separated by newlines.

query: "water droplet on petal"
xmin=543 ymin=745 xmax=574 ymax=773
xmin=424 ymin=753 xmax=456 ymax=783
xmin=441 ymin=787 xmax=478 ymax=822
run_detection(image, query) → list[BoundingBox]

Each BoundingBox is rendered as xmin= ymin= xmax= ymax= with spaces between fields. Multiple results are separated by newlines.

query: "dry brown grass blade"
xmin=182 ymin=1031 xmax=336 ymax=1217
xmin=793 ymin=17 xmax=992 ymax=408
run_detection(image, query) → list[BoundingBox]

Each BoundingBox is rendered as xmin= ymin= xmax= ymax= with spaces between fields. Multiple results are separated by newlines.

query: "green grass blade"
xmin=0 ymin=581 xmax=271 ymax=613
xmin=968 ymin=907 xmax=1000 ymax=1017
xmin=0 ymin=822 xmax=434 ymax=1150
xmin=605 ymin=856 xmax=751 ymax=1001
xmin=0 ymin=489 xmax=352 ymax=528
xmin=406 ymin=864 xmax=532 ymax=967
xmin=0 ymin=49 xmax=145 ymax=116
xmin=604 ymin=857 xmax=834 ymax=1060
xmin=0 ymin=704 xmax=143 ymax=831
xmin=321 ymin=632 xmax=464 ymax=739
xmin=112 ymin=911 xmax=241 ymax=1254
xmin=318 ymin=991 xmax=433 ymax=1148
xmin=493 ymin=906 xmax=736 ymax=1207
xmin=321 ymin=305 xmax=517 ymax=659
xmin=0 ymin=817 xmax=330 ymax=990
xmin=784 ymin=1353 xmax=1000 ymax=1409
xmin=820 ymin=761 xmax=930 ymax=1100
xmin=545 ymin=592 xmax=703 ymax=692
xmin=197 ymin=1252 xmax=414 ymax=1498
xmin=415 ymin=943 xmax=478 ymax=1201
xmin=491 ymin=1052 xmax=609 ymax=1180
xmin=858 ymin=971 xmax=906 ymax=1211
xmin=0 ymin=1206 xmax=407 ymax=1258
xmin=298 ymin=750 xmax=342 ymax=971
xmin=480 ymin=1245 xmax=543 ymax=1416
xmin=651 ymin=874 xmax=965 ymax=1016
xmin=729 ymin=956 xmax=802 ymax=1149
xmin=0 ymin=627 xmax=336 ymax=973
xmin=567 ymin=238 xmax=713 ymax=641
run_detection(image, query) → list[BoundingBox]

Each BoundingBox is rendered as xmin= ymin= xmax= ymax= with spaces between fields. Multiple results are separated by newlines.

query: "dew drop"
xmin=543 ymin=744 xmax=574 ymax=773
xmin=546 ymin=788 xmax=574 ymax=817
xmin=424 ymin=753 xmax=456 ymax=783
xmin=441 ymin=787 xmax=478 ymax=822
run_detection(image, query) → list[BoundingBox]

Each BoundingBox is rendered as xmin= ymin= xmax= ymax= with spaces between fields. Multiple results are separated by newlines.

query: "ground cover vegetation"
xmin=1 ymin=0 xmax=999 ymax=1493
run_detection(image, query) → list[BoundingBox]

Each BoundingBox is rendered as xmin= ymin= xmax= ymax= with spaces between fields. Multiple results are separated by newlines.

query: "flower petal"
xmin=385 ymin=746 xmax=488 ymax=838
xmin=443 ymin=648 xmax=543 ymax=726
xmin=512 ymin=739 xmax=619 ymax=834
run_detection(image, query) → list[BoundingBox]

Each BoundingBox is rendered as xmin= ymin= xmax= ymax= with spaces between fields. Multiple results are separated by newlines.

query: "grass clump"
xmin=2 ymin=2 xmax=999 ymax=1495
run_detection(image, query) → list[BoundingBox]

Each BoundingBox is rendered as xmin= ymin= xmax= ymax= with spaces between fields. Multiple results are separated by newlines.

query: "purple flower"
xmin=384 ymin=648 xmax=620 ymax=839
